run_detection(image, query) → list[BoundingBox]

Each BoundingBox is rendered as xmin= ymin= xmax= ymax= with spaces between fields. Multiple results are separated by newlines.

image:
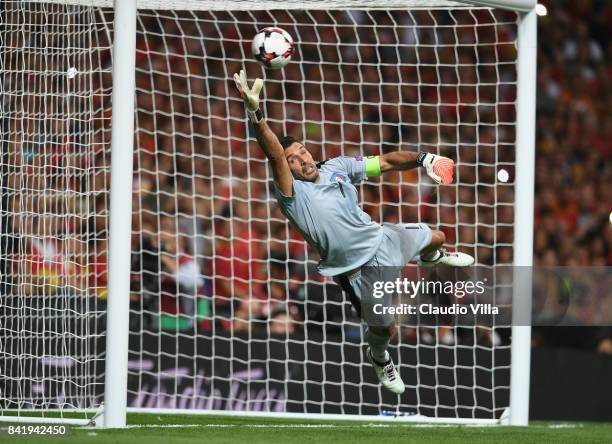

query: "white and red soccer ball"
xmin=251 ymin=27 xmax=294 ymax=69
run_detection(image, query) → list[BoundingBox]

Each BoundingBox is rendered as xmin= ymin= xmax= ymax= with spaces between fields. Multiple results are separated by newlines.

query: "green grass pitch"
xmin=2 ymin=414 xmax=611 ymax=444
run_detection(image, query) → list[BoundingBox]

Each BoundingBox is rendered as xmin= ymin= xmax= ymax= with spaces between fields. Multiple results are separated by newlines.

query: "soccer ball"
xmin=251 ymin=27 xmax=294 ymax=70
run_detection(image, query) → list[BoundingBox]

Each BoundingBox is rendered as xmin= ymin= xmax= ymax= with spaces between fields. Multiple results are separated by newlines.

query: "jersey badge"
xmin=330 ymin=172 xmax=348 ymax=183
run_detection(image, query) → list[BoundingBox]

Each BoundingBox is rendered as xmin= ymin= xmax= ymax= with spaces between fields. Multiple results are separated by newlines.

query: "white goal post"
xmin=0 ymin=0 xmax=536 ymax=428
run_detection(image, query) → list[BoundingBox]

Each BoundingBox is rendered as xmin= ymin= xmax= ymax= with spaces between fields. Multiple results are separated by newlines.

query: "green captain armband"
xmin=365 ymin=156 xmax=382 ymax=177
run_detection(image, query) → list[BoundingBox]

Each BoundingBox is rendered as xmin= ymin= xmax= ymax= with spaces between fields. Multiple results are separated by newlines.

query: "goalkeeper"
xmin=234 ymin=70 xmax=474 ymax=395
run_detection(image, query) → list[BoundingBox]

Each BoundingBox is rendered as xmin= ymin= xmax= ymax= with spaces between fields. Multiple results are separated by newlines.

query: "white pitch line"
xmin=121 ymin=424 xmax=378 ymax=429
xmin=97 ymin=423 xmax=466 ymax=430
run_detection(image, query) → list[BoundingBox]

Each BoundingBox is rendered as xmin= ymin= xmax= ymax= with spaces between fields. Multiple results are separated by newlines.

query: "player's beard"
xmin=301 ymin=162 xmax=318 ymax=182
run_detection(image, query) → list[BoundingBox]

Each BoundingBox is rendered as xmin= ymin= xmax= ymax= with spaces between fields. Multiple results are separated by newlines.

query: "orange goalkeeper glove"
xmin=417 ymin=152 xmax=455 ymax=185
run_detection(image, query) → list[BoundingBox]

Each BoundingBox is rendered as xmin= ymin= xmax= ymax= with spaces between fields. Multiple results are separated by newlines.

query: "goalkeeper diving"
xmin=234 ymin=70 xmax=474 ymax=395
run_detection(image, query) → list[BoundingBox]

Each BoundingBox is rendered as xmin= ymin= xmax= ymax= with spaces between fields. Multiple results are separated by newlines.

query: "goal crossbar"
xmin=26 ymin=0 xmax=536 ymax=12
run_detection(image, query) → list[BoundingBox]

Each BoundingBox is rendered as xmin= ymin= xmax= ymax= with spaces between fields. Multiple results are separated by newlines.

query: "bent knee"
xmin=432 ymin=230 xmax=445 ymax=246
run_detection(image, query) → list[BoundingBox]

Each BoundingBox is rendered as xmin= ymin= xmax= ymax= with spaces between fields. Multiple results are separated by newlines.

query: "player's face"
xmin=285 ymin=142 xmax=319 ymax=182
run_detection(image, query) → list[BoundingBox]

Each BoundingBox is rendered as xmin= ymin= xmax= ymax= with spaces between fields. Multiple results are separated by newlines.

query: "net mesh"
xmin=0 ymin=0 xmax=518 ymax=421
xmin=0 ymin=2 xmax=113 ymax=420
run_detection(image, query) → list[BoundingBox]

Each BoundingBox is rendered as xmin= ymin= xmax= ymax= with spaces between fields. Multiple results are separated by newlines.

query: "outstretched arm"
xmin=379 ymin=151 xmax=455 ymax=185
xmin=379 ymin=151 xmax=420 ymax=172
xmin=233 ymin=70 xmax=294 ymax=197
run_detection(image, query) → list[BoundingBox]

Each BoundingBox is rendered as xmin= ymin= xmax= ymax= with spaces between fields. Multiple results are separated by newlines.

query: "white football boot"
xmin=366 ymin=348 xmax=405 ymax=395
xmin=418 ymin=248 xmax=474 ymax=267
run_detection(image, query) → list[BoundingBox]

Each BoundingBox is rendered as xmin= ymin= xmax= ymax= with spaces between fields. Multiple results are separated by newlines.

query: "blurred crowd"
xmin=534 ymin=0 xmax=611 ymax=268
xmin=1 ymin=2 xmax=610 ymax=350
xmin=1 ymin=5 xmax=111 ymax=302
xmin=531 ymin=0 xmax=611 ymax=351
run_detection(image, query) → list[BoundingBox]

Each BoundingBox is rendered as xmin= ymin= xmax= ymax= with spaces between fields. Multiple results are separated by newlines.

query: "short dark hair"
xmin=279 ymin=135 xmax=297 ymax=150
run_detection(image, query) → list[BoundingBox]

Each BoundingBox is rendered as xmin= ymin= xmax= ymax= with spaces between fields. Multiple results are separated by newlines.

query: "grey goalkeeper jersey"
xmin=274 ymin=156 xmax=384 ymax=277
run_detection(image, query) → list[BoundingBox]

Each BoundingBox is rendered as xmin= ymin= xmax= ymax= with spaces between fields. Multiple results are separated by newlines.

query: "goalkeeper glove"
xmin=417 ymin=152 xmax=455 ymax=185
xmin=233 ymin=69 xmax=264 ymax=123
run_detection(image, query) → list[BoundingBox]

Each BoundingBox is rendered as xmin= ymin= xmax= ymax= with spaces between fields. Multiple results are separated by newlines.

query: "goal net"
xmin=0 ymin=1 xmax=114 ymax=424
xmin=0 ymin=0 xmax=524 ymax=424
